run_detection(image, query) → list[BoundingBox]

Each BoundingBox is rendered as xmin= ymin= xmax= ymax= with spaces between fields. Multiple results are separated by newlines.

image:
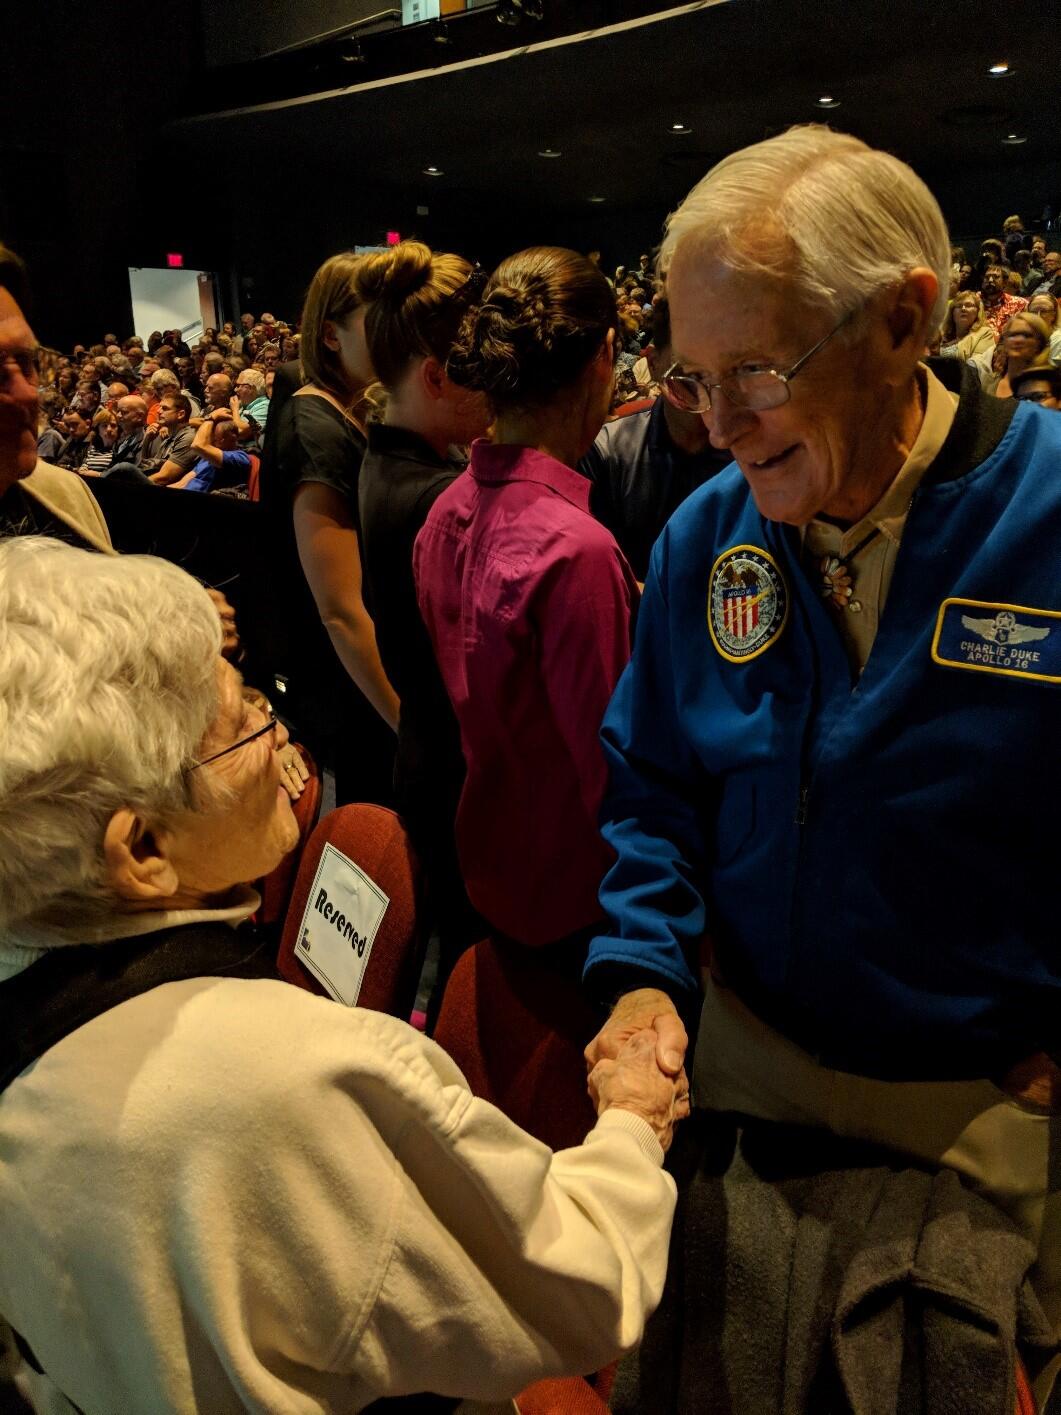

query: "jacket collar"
xmin=469 ymin=439 xmax=591 ymax=512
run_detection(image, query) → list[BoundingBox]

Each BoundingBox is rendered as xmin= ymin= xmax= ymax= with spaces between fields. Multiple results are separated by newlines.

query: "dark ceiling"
xmin=167 ymin=0 xmax=1061 ymax=227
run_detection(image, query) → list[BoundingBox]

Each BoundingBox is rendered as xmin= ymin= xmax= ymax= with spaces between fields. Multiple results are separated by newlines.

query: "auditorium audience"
xmin=415 ymin=245 xmax=638 ymax=951
xmin=1010 ymin=363 xmax=1061 ymax=409
xmin=231 ymin=366 xmax=270 ymax=447
xmin=0 ymin=536 xmax=677 ymax=1415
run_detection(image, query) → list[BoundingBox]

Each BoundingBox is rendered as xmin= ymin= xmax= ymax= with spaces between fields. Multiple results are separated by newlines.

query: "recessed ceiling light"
xmin=423 ymin=165 xmax=444 ymax=176
xmin=670 ymin=122 xmax=692 ymax=133
xmin=816 ymin=95 xmax=840 ymax=108
xmin=538 ymin=147 xmax=562 ymax=158
xmin=589 ymin=196 xmax=607 ymax=203
xmin=988 ymin=61 xmax=1013 ymax=76
xmin=1002 ymin=133 xmax=1027 ymax=145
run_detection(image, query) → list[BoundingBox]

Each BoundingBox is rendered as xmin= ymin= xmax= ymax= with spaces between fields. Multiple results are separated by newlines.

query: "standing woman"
xmin=414 ymin=247 xmax=639 ymax=954
xmin=356 ymin=241 xmax=491 ymax=1001
xmin=266 ymin=252 xmax=397 ymax=805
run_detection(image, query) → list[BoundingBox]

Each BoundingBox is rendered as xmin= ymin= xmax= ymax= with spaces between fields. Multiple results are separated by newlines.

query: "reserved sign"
xmin=294 ymin=843 xmax=390 ymax=1006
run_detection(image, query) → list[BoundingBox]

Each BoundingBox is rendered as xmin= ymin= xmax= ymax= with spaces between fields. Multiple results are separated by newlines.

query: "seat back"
xmin=277 ymin=803 xmax=427 ymax=1019
xmin=433 ymin=937 xmax=598 ymax=1151
xmin=258 ymin=744 xmax=322 ymax=928
xmin=246 ymin=453 xmax=262 ymax=501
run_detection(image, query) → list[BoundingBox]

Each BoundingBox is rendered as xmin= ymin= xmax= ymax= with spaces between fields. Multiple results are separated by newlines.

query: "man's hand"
xmin=588 ymin=1029 xmax=690 ymax=1153
xmin=585 ymin=986 xmax=689 ymax=1078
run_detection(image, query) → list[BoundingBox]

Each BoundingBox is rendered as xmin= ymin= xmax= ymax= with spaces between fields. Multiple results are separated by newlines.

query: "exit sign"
xmin=166 ymin=252 xmax=184 ymax=269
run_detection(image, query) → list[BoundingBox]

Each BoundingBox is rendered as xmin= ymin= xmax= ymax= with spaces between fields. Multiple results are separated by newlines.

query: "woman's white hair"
xmin=0 ymin=538 xmax=221 ymax=929
xmin=660 ymin=125 xmax=951 ymax=334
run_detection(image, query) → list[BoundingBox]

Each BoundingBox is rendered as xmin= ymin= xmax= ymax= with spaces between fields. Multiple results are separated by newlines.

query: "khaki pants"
xmin=692 ymin=976 xmax=1061 ymax=1399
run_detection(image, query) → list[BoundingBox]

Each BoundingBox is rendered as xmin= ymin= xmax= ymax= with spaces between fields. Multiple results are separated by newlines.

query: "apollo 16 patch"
xmin=708 ymin=545 xmax=789 ymax=663
xmin=932 ymin=597 xmax=1061 ymax=684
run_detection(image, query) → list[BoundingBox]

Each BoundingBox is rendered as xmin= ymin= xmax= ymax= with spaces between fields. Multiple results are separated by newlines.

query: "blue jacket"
xmin=585 ymin=365 xmax=1061 ymax=1080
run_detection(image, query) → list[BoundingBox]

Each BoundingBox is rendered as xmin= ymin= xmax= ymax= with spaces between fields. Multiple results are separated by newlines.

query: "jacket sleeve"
xmin=584 ymin=529 xmax=709 ymax=1005
xmin=355 ymin=1094 xmax=676 ymax=1402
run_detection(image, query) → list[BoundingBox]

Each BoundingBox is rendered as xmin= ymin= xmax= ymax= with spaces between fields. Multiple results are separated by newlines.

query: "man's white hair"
xmin=660 ymin=125 xmax=951 ymax=333
xmin=238 ymin=367 xmax=266 ymax=397
xmin=0 ymin=538 xmax=221 ymax=930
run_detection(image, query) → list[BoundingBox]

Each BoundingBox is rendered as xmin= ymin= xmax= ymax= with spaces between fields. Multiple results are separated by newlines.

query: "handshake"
xmin=585 ymin=988 xmax=691 ymax=1152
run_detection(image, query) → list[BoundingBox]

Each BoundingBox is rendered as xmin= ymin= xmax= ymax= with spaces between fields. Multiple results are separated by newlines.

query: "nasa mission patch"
xmin=708 ymin=544 xmax=789 ymax=663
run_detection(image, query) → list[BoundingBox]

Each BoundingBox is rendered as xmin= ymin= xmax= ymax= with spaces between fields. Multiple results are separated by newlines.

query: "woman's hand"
xmin=588 ymin=1029 xmax=690 ymax=1153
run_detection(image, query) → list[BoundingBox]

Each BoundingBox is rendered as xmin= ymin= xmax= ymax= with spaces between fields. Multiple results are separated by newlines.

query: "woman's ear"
xmin=420 ymin=355 xmax=448 ymax=401
xmin=103 ymin=809 xmax=181 ymax=904
xmin=322 ymin=319 xmax=340 ymax=353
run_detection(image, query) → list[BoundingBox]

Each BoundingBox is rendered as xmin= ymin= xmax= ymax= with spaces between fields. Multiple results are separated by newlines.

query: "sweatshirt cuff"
xmin=593 ymin=1107 xmax=665 ymax=1167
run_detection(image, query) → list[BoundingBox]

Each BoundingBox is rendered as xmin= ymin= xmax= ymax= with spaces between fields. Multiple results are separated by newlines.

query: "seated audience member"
xmin=938 ymin=292 xmax=996 ymax=361
xmin=36 ymin=390 xmax=66 ymax=463
xmin=105 ymin=380 xmax=131 ymax=406
xmin=1030 ymin=250 xmax=1061 ymax=297
xmin=104 ymin=395 xmax=152 ymax=479
xmin=1026 ymin=293 xmax=1061 ymax=366
xmin=580 ymin=295 xmax=733 ymax=581
xmin=72 ymin=380 xmax=103 ymax=418
xmin=0 ymin=536 xmax=678 ymax=1415
xmin=0 ymin=246 xmax=112 ymax=548
xmin=257 ymin=342 xmax=281 ymax=372
xmin=174 ymin=412 xmax=251 ymax=493
xmin=980 ymin=263 xmax=1027 ymax=337
xmin=200 ymin=370 xmax=233 ymax=419
xmin=415 ymin=246 xmax=639 ymax=952
xmin=146 ymin=367 xmax=180 ymax=425
xmin=356 ymin=241 xmax=491 ymax=1001
xmin=975 ymin=312 xmax=1052 ymax=397
xmin=147 ymin=394 xmax=200 ymax=485
xmin=82 ymin=408 xmax=119 ymax=475
xmin=1010 ymin=363 xmax=1061 ymax=409
xmin=174 ymin=356 xmax=204 ymax=416
xmin=55 ymin=408 xmax=94 ymax=471
xmin=231 ymin=367 xmax=270 ymax=446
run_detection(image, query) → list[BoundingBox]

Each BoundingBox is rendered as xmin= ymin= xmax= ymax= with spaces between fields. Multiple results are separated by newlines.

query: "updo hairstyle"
xmin=446 ymin=246 xmax=617 ymax=409
xmin=355 ymin=241 xmax=478 ymax=392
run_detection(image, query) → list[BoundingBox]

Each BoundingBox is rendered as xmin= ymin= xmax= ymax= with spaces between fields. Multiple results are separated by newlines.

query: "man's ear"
xmin=103 ymin=808 xmax=181 ymax=904
xmin=644 ymin=343 xmax=665 ymax=380
xmin=599 ymin=328 xmax=616 ymax=368
xmin=420 ymin=355 xmax=447 ymax=401
xmin=886 ymin=268 xmax=938 ymax=357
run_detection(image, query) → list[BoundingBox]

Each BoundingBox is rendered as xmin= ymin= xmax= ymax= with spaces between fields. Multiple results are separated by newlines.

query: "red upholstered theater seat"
xmin=258 ymin=744 xmax=321 ymax=928
xmin=246 ymin=453 xmax=262 ymax=501
xmin=277 ymin=804 xmax=428 ymax=1020
xmin=433 ymin=937 xmax=598 ymax=1152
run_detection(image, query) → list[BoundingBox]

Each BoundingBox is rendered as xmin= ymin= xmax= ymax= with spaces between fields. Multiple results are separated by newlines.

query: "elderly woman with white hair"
xmin=0 ymin=537 xmax=677 ymax=1415
xmin=582 ymin=125 xmax=1061 ymax=1388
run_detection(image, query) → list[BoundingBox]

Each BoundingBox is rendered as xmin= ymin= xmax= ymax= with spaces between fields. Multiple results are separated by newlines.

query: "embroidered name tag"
xmin=708 ymin=545 xmax=789 ymax=663
xmin=294 ymin=843 xmax=390 ymax=1006
xmin=931 ymin=597 xmax=1061 ymax=684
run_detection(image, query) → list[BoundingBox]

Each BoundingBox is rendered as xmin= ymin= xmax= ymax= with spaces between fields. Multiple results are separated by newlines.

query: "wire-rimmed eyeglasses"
xmin=660 ymin=310 xmax=854 ymax=415
xmin=190 ymin=710 xmax=278 ymax=771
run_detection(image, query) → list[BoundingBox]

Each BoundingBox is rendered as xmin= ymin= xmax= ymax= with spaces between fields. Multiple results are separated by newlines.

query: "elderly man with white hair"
xmin=0 ymin=537 xmax=678 ymax=1414
xmin=583 ymin=125 xmax=1061 ymax=1377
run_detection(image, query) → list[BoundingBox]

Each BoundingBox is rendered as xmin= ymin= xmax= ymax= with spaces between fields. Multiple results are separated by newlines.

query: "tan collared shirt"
xmin=802 ymin=366 xmax=958 ymax=673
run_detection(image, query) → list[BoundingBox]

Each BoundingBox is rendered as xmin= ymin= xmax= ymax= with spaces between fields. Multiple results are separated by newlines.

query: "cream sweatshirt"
xmin=0 ymin=977 xmax=675 ymax=1413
